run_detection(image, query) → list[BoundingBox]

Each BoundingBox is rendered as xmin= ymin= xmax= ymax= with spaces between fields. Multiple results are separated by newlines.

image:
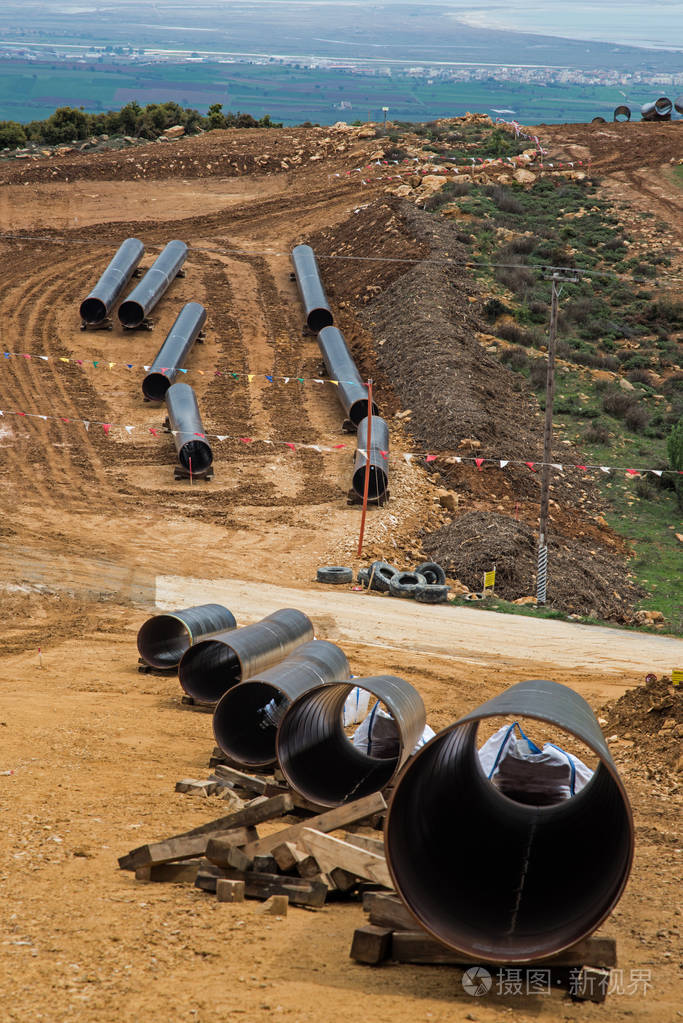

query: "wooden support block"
xmin=200 ymin=868 xmax=328 ymax=907
xmin=242 ymin=792 xmax=387 ymax=859
xmin=212 ymin=764 xmax=270 ymax=794
xmin=390 ymin=932 xmax=618 ymax=969
xmin=343 ymin=832 xmax=385 ymax=855
xmin=364 ymin=892 xmax=415 ymax=931
xmin=222 ymin=845 xmax=253 ymax=872
xmin=175 ymin=779 xmax=220 ymax=796
xmin=295 ymin=854 xmax=322 ymax=879
xmin=569 ymin=966 xmax=610 ymax=1003
xmin=329 ymin=867 xmax=360 ymax=893
xmin=253 ymin=854 xmax=279 ymax=874
xmin=299 ymin=829 xmax=392 ymax=888
xmin=272 ymin=842 xmax=301 ymax=873
xmin=350 ymin=925 xmax=393 ymax=965
xmin=135 ymin=859 xmax=203 ymax=883
xmin=119 ymin=824 xmax=258 ymax=872
xmin=257 ymin=895 xmax=288 ymax=916
xmin=216 ymin=878 xmax=245 ymax=903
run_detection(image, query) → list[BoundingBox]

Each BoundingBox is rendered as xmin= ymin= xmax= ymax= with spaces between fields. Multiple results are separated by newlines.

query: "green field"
xmin=0 ymin=56 xmax=661 ymax=127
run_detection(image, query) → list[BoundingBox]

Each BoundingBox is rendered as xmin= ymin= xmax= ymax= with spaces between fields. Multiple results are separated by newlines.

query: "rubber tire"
xmin=389 ymin=571 xmax=428 ymax=599
xmin=357 ymin=567 xmax=371 ymax=586
xmin=414 ymin=561 xmax=447 ymax=586
xmin=368 ymin=561 xmax=399 ymax=593
xmin=317 ymin=566 xmax=353 ymax=584
xmin=415 ymin=584 xmax=450 ymax=604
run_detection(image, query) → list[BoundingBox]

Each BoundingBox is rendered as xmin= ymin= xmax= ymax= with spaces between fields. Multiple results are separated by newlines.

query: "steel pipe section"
xmin=291 ymin=244 xmax=334 ymax=332
xmin=613 ymin=105 xmax=631 ymax=122
xmin=137 ymin=604 xmax=236 ymax=669
xmin=164 ymin=382 xmax=213 ymax=476
xmin=80 ymin=238 xmax=145 ymax=324
xmin=317 ymin=326 xmax=379 ymax=427
xmin=675 ymin=96 xmax=683 ymax=115
xmin=385 ymin=679 xmax=634 ymax=964
xmin=142 ymin=302 xmax=206 ymax=401
xmin=641 ymin=97 xmax=672 ymax=121
xmin=277 ymin=675 xmax=426 ymax=807
xmin=213 ymin=639 xmax=350 ymax=769
xmin=118 ymin=240 xmax=188 ymax=327
xmin=352 ymin=415 xmax=389 ymax=503
xmin=179 ymin=608 xmax=314 ymax=704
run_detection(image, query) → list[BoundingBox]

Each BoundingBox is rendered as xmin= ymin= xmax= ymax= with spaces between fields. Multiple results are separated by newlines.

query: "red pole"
xmin=189 ymin=456 xmax=193 ymax=486
xmin=357 ymin=379 xmax=373 ymax=558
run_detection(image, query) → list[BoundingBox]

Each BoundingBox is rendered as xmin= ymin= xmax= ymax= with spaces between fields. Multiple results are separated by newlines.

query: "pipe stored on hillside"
xmin=291 ymin=244 xmax=334 ymax=332
xmin=613 ymin=105 xmax=631 ymax=122
xmin=675 ymin=96 xmax=683 ymax=115
xmin=385 ymin=679 xmax=634 ymax=964
xmin=79 ymin=238 xmax=145 ymax=325
xmin=142 ymin=302 xmax=206 ymax=401
xmin=352 ymin=415 xmax=389 ymax=503
xmin=641 ymin=97 xmax=672 ymax=121
xmin=317 ymin=326 xmax=380 ymax=427
xmin=118 ymin=240 xmax=188 ymax=328
xmin=137 ymin=603 xmax=236 ymax=669
xmin=179 ymin=608 xmax=314 ymax=704
xmin=213 ymin=639 xmax=350 ymax=768
xmin=277 ymin=675 xmax=426 ymax=807
xmin=164 ymin=382 xmax=213 ymax=478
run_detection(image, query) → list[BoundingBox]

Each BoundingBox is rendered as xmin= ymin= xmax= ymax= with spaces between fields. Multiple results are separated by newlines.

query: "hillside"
xmin=0 ymin=115 xmax=681 ymax=1023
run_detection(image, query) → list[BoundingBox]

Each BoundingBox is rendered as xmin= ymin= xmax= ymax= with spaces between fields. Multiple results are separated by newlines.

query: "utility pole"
xmin=382 ymin=106 xmax=389 ymax=133
xmin=537 ymin=268 xmax=581 ymax=605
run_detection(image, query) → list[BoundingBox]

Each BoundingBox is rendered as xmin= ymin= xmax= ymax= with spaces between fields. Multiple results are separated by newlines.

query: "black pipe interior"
xmin=214 ymin=681 xmax=285 ymax=766
xmin=118 ymin=299 xmax=145 ymax=328
xmin=278 ymin=685 xmax=399 ymax=805
xmin=79 ymin=296 xmax=108 ymax=324
xmin=137 ymin=614 xmax=190 ymax=668
xmin=352 ymin=464 xmax=388 ymax=501
xmin=349 ymin=397 xmax=381 ymax=427
xmin=386 ymin=720 xmax=633 ymax=962
xmin=307 ymin=308 xmax=334 ymax=332
xmin=178 ymin=439 xmax=212 ymax=473
xmin=180 ymin=641 xmax=241 ymax=702
xmin=142 ymin=372 xmax=172 ymax=402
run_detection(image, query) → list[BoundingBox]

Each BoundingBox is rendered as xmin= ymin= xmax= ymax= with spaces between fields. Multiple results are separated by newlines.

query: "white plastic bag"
xmin=478 ymin=722 xmax=593 ymax=803
xmin=352 ymin=703 xmax=435 ymax=758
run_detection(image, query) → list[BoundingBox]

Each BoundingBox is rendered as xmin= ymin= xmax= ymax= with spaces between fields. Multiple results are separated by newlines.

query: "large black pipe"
xmin=118 ymin=240 xmax=188 ymax=328
xmin=613 ymin=105 xmax=631 ymax=122
xmin=277 ymin=675 xmax=426 ymax=807
xmin=179 ymin=608 xmax=314 ymax=704
xmin=674 ymin=96 xmax=683 ymax=115
xmin=352 ymin=415 xmax=389 ymax=503
xmin=213 ymin=639 xmax=350 ymax=768
xmin=79 ymin=238 xmax=145 ymax=324
xmin=641 ymin=97 xmax=672 ymax=121
xmin=317 ymin=326 xmax=379 ymax=427
xmin=291 ymin=244 xmax=334 ymax=332
xmin=164 ymin=382 xmax=213 ymax=477
xmin=385 ymin=679 xmax=634 ymax=964
xmin=142 ymin=302 xmax=206 ymax=401
xmin=137 ymin=603 xmax=236 ymax=669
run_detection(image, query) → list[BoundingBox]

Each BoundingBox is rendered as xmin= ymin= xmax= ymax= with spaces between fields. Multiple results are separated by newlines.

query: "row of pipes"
xmin=79 ymin=239 xmax=213 ymax=478
xmin=137 ymin=601 xmax=634 ymax=963
xmin=610 ymin=95 xmax=683 ymax=122
xmin=290 ymin=244 xmax=390 ymax=504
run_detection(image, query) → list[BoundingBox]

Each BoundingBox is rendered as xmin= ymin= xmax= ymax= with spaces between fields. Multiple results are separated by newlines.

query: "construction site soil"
xmin=0 ymin=119 xmax=681 ymax=1023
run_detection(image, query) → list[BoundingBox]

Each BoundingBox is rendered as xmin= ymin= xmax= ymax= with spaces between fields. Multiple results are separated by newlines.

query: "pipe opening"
xmin=348 ymin=397 xmax=381 ymax=427
xmin=179 ymin=640 xmax=242 ymax=702
xmin=118 ymin=299 xmax=145 ymax=328
xmin=278 ymin=684 xmax=400 ymax=805
xmin=386 ymin=713 xmax=632 ymax=962
xmin=613 ymin=105 xmax=631 ymax=122
xmin=307 ymin=308 xmax=334 ymax=332
xmin=142 ymin=372 xmax=171 ymax=402
xmin=79 ymin=296 xmax=107 ymax=324
xmin=214 ymin=681 xmax=287 ymax=767
xmin=178 ymin=439 xmax=212 ymax=473
xmin=351 ymin=464 xmax=389 ymax=501
xmin=137 ymin=614 xmax=191 ymax=668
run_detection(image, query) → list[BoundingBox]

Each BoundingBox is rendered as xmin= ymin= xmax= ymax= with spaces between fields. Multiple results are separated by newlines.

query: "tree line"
xmin=0 ymin=101 xmax=280 ymax=150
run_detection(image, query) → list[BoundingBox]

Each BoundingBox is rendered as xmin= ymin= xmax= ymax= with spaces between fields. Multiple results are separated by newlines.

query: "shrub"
xmin=489 ymin=186 xmax=524 ymax=214
xmin=627 ymin=368 xmax=656 ymax=386
xmin=602 ymin=389 xmax=634 ymax=417
xmin=0 ymin=120 xmax=27 ymax=147
xmin=483 ymin=297 xmax=512 ymax=322
xmin=500 ymin=346 xmax=529 ymax=371
xmin=529 ymin=359 xmax=547 ymax=390
xmin=624 ymin=404 xmax=650 ymax=433
xmin=495 ymin=322 xmax=536 ymax=346
xmin=495 ymin=263 xmax=534 ymax=296
xmin=585 ymin=421 xmax=611 ymax=445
